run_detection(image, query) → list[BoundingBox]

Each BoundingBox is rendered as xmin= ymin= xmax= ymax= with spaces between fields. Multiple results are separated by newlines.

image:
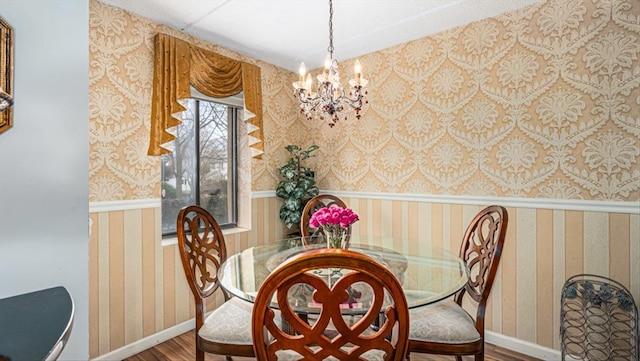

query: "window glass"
xmin=161 ymin=98 xmax=238 ymax=235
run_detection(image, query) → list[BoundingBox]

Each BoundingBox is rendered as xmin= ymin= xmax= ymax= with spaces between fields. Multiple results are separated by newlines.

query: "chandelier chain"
xmin=327 ymin=0 xmax=334 ymax=56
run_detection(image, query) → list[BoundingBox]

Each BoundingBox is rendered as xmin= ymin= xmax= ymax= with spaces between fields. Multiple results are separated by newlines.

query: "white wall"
xmin=0 ymin=1 xmax=89 ymax=360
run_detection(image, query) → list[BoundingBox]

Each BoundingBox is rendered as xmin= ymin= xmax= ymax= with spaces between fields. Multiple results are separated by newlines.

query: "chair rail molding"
xmin=89 ymin=192 xmax=639 ymax=214
xmin=254 ymin=190 xmax=640 ymax=214
xmin=89 ymin=198 xmax=161 ymax=213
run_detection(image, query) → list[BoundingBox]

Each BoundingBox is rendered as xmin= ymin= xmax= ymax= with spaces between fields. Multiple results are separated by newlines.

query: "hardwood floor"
xmin=124 ymin=331 xmax=542 ymax=361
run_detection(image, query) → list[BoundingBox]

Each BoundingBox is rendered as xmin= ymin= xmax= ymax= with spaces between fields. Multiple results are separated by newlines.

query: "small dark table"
xmin=0 ymin=286 xmax=74 ymax=361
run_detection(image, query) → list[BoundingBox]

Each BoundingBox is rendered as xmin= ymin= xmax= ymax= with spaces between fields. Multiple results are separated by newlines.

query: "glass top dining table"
xmin=218 ymin=235 xmax=469 ymax=315
xmin=218 ymin=235 xmax=469 ymax=313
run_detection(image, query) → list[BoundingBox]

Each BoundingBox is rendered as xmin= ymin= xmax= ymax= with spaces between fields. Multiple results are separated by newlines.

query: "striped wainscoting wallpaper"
xmin=88 ymin=197 xmax=285 ymax=358
xmin=89 ymin=196 xmax=639 ymax=358
xmin=339 ymin=197 xmax=639 ymax=352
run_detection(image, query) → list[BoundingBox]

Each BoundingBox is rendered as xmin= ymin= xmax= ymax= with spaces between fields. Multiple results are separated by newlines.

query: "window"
xmin=161 ymin=97 xmax=239 ymax=236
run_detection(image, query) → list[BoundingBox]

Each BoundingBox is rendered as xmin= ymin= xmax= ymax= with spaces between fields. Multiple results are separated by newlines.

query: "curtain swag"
xmin=148 ymin=33 xmax=264 ymax=159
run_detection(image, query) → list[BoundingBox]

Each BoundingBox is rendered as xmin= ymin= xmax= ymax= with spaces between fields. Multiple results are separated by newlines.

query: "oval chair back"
xmin=177 ymin=205 xmax=255 ymax=360
xmin=300 ymin=194 xmax=350 ymax=246
xmin=408 ymin=205 xmax=508 ymax=360
xmin=252 ymin=249 xmax=410 ymax=361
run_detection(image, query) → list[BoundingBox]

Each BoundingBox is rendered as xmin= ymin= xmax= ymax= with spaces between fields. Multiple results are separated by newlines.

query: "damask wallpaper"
xmin=90 ymin=0 xmax=638 ymax=202
xmin=88 ymin=0 xmax=303 ymax=201
xmin=302 ymin=0 xmax=639 ymax=201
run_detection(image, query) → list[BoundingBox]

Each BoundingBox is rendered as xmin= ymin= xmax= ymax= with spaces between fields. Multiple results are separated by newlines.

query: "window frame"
xmin=161 ymin=97 xmax=240 ymax=238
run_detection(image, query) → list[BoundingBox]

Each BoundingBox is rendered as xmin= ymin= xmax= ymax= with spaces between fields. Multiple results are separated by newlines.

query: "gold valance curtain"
xmin=148 ymin=33 xmax=264 ymax=158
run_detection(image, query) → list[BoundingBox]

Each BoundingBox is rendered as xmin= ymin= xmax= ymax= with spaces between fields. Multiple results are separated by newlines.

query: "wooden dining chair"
xmin=300 ymin=194 xmax=350 ymax=244
xmin=176 ymin=205 xmax=255 ymax=361
xmin=408 ymin=205 xmax=508 ymax=361
xmin=252 ymin=248 xmax=410 ymax=361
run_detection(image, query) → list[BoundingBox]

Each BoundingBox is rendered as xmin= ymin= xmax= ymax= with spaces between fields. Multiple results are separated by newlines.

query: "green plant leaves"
xmin=284 ymin=198 xmax=300 ymax=211
xmin=276 ymin=144 xmax=320 ymax=230
xmin=299 ymin=144 xmax=320 ymax=160
xmin=297 ymin=176 xmax=315 ymax=191
xmin=279 ymin=162 xmax=297 ymax=180
xmin=284 ymin=144 xmax=301 ymax=153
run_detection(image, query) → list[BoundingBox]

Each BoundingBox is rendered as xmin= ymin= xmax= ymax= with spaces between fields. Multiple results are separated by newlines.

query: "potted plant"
xmin=276 ymin=144 xmax=320 ymax=233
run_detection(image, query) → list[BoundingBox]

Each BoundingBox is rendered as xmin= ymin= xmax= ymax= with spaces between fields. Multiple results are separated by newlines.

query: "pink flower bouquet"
xmin=309 ymin=205 xmax=359 ymax=248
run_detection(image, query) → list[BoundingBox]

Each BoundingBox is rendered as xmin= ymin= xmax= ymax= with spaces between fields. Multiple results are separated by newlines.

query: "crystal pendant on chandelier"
xmin=292 ymin=0 xmax=368 ymax=127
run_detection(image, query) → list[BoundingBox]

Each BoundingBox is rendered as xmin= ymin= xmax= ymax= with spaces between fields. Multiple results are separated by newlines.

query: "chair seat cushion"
xmin=409 ymin=299 xmax=481 ymax=343
xmin=198 ymin=297 xmax=255 ymax=345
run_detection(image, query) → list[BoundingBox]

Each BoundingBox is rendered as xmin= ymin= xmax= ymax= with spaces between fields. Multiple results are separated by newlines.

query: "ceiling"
xmin=97 ymin=0 xmax=542 ymax=72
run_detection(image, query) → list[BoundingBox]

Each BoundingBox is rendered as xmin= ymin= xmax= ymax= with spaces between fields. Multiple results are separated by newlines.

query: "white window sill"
xmin=161 ymin=226 xmax=251 ymax=247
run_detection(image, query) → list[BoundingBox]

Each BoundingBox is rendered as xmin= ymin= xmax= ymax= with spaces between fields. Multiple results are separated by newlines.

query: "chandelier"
xmin=292 ymin=0 xmax=368 ymax=127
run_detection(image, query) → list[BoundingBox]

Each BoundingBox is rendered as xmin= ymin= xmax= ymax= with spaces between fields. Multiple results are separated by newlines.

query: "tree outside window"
xmin=161 ymin=98 xmax=238 ymax=235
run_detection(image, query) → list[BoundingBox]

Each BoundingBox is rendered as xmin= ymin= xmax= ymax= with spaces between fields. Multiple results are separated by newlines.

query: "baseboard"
xmin=485 ymin=331 xmax=561 ymax=360
xmin=90 ymin=318 xmax=559 ymax=360
xmin=90 ymin=318 xmax=195 ymax=360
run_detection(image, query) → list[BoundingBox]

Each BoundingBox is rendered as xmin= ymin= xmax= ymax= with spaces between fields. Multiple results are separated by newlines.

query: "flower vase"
xmin=326 ymin=227 xmax=347 ymax=249
xmin=309 ymin=205 xmax=358 ymax=249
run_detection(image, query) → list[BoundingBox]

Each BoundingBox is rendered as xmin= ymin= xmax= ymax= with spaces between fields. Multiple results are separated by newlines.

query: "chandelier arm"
xmin=333 ymin=84 xmax=345 ymax=105
xmin=344 ymin=98 xmax=364 ymax=110
xmin=307 ymin=102 xmax=323 ymax=114
xmin=342 ymin=87 xmax=365 ymax=102
xmin=294 ymin=90 xmax=323 ymax=114
xmin=343 ymin=87 xmax=366 ymax=110
xmin=296 ymin=93 xmax=321 ymax=106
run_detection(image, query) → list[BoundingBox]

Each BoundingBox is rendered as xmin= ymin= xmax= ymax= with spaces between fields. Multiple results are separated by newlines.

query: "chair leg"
xmin=225 ymin=357 xmax=233 ymax=361
xmin=455 ymin=356 xmax=463 ymax=361
xmin=196 ymin=349 xmax=204 ymax=361
xmin=474 ymin=352 xmax=484 ymax=361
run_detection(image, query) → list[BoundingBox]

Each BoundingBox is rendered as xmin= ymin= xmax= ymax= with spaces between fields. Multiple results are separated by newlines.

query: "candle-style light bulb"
xmin=292 ymin=62 xmax=308 ymax=90
xmin=299 ymin=62 xmax=306 ymax=81
xmin=324 ymin=54 xmax=332 ymax=70
xmin=354 ymin=59 xmax=362 ymax=80
xmin=305 ymin=74 xmax=313 ymax=89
